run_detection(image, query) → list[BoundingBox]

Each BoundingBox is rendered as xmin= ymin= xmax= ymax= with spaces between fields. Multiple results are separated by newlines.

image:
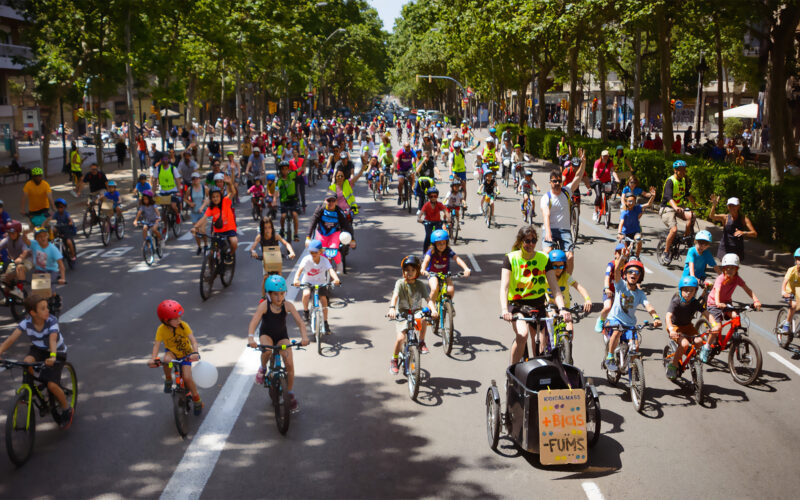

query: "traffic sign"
xmin=675 ymin=100 xmax=683 ymax=109
xmin=462 ymin=98 xmax=469 ymax=104
xmin=466 ymin=87 xmax=473 ymax=96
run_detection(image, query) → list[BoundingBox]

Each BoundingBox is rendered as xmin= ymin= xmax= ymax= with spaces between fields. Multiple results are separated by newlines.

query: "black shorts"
xmin=302 ymin=285 xmax=331 ymax=299
xmin=509 ymin=298 xmax=546 ymax=318
xmin=280 ymin=201 xmax=299 ymax=214
xmin=259 ymin=330 xmax=289 ymax=345
xmin=27 ymin=346 xmax=66 ymax=385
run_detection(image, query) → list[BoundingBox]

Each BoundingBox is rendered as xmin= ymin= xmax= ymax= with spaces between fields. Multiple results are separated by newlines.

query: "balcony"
xmin=0 ymin=42 xmax=32 ymax=70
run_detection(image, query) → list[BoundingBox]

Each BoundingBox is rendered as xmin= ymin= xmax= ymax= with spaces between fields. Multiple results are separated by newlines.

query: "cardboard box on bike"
xmin=31 ymin=273 xmax=52 ymax=298
xmin=154 ymin=195 xmax=172 ymax=206
xmin=262 ymin=246 xmax=282 ymax=273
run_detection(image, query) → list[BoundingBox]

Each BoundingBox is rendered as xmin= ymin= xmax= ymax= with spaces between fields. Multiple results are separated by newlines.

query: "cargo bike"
xmin=486 ymin=309 xmax=601 ymax=463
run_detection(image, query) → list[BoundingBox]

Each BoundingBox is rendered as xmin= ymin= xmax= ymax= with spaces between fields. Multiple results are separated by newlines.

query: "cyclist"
xmin=328 ymin=167 xmax=360 ymax=220
xmin=517 ymin=170 xmax=539 ymax=218
xmin=448 ymin=140 xmax=467 ymax=184
xmin=153 ymin=154 xmax=183 ymax=225
xmin=556 ymin=135 xmax=571 ymax=163
xmin=478 ymin=169 xmax=498 ymax=223
xmin=365 ymin=154 xmax=382 ymax=193
xmin=443 ymin=178 xmax=466 ymax=224
xmin=417 ymin=186 xmax=450 ymax=253
xmin=0 ymin=221 xmax=32 ymax=285
xmin=293 ymin=239 xmax=341 ymax=335
xmin=500 ymin=226 xmax=571 ymax=364
xmin=659 ymin=160 xmax=696 ymax=262
xmin=541 ymin=150 xmax=587 ymax=274
xmin=191 ymin=183 xmax=239 ymax=264
xmin=248 ymin=177 xmax=267 ymax=218
xmin=421 ymin=229 xmax=471 ymax=310
xmin=616 ymin=187 xmax=656 ymax=258
xmin=479 ymin=137 xmax=500 ymax=183
xmin=45 ymin=198 xmax=77 ymax=262
xmin=545 ymin=249 xmax=592 ymax=341
xmin=779 ymin=248 xmax=800 ymax=334
xmin=133 ymin=173 xmax=151 ymax=200
xmin=562 ymin=156 xmax=590 ymax=196
xmin=394 ymin=142 xmax=417 ymax=205
xmin=277 ymin=161 xmax=300 ymax=241
xmin=265 ymin=173 xmax=279 ymax=219
xmin=151 ymin=300 xmax=203 ymax=415
xmin=510 ymin=143 xmax=526 ymax=185
xmin=99 ymin=180 xmax=123 ymax=220
xmin=31 ymin=225 xmax=66 ymax=287
xmin=500 ymin=137 xmax=513 ymax=181
xmin=21 ymin=167 xmax=54 ymax=225
xmin=681 ymin=230 xmax=720 ymax=289
xmin=185 ymin=172 xmax=208 ymax=255
xmin=0 ymin=295 xmax=73 ymax=428
xmin=603 ymin=250 xmax=662 ymax=371
xmin=250 ymin=217 xmax=295 ymax=297
xmin=590 ymin=149 xmax=620 ymax=222
xmin=307 ymin=194 xmax=356 ymax=273
xmin=665 ymin=276 xmax=707 ymax=380
xmin=387 ymin=255 xmax=437 ymax=373
xmin=133 ymin=190 xmax=163 ymax=246
xmin=702 ymin=253 xmax=762 ymax=362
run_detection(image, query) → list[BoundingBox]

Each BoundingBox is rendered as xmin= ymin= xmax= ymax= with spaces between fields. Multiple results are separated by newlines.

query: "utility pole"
xmin=693 ymin=51 xmax=707 ymax=144
xmin=125 ymin=10 xmax=137 ymax=180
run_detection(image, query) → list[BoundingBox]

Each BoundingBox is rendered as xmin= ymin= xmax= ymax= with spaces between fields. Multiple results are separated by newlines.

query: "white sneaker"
xmin=591 ymin=212 xmax=598 ymax=222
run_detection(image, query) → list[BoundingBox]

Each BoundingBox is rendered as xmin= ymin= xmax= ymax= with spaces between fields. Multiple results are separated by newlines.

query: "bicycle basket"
xmin=603 ymin=182 xmax=614 ymax=194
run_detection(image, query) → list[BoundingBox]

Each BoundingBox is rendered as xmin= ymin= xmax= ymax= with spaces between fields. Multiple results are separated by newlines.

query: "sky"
xmin=368 ymin=0 xmax=409 ymax=32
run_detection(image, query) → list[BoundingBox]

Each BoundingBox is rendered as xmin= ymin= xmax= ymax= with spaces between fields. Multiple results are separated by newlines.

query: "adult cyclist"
xmin=659 ymin=159 xmax=696 ymax=261
xmin=394 ymin=142 xmax=417 ymax=206
xmin=541 ymin=149 xmax=587 ymax=274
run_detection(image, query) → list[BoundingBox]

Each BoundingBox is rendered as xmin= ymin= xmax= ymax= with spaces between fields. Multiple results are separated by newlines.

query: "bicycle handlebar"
xmin=0 ymin=359 xmax=47 ymax=369
xmin=297 ymin=283 xmax=341 ymax=290
xmin=149 ymin=353 xmax=197 ymax=368
xmin=250 ymin=340 xmax=304 ymax=351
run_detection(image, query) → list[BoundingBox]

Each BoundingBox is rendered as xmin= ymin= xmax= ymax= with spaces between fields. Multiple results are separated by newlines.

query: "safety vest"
xmin=298 ymin=138 xmax=307 ymax=157
xmin=277 ymin=171 xmax=297 ymax=202
xmin=451 ymin=152 xmax=466 ymax=172
xmin=158 ymin=165 xmax=177 ymax=191
xmin=440 ymin=137 xmax=450 ymax=150
xmin=70 ymin=150 xmax=82 ymax=172
xmin=506 ymin=249 xmax=550 ymax=302
xmin=663 ymin=174 xmax=686 ymax=205
xmin=483 ymin=146 xmax=496 ymax=163
xmin=275 ymin=144 xmax=283 ymax=158
xmin=558 ymin=140 xmax=569 ymax=156
xmin=328 ymin=179 xmax=358 ymax=212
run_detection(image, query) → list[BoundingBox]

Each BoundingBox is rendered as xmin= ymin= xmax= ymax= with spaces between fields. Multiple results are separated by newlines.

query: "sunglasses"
xmin=428 ymin=195 xmax=438 ymax=199
xmin=626 ymin=269 xmax=641 ymax=275
xmin=553 ymin=265 xmax=565 ymax=269
xmin=550 ymin=179 xmax=561 ymax=184
xmin=522 ymin=238 xmax=536 ymax=245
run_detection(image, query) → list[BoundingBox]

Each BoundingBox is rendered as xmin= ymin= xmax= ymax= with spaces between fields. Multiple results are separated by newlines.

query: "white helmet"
xmin=721 ymin=253 xmax=740 ymax=267
xmin=339 ymin=231 xmax=352 ymax=245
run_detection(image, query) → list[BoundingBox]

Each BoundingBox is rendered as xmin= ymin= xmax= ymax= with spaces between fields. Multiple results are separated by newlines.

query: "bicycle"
xmin=662 ymin=333 xmax=706 ymax=404
xmin=97 ymin=206 xmax=125 ymax=247
xmin=480 ymin=193 xmax=495 ymax=228
xmin=48 ymin=221 xmax=77 ymax=270
xmin=569 ymin=191 xmax=581 ymax=243
xmin=0 ymin=263 xmax=27 ymax=322
xmin=251 ymin=341 xmax=303 ymax=435
xmin=81 ymin=196 xmax=100 ymax=238
xmin=199 ymin=233 xmax=235 ymax=300
xmin=1 ymin=359 xmax=78 ymax=466
xmin=446 ymin=207 xmax=461 ymax=244
xmin=621 ymin=235 xmax=647 ymax=260
xmin=430 ymin=272 xmax=462 ymax=356
xmin=148 ymin=354 xmax=198 ymax=438
xmin=521 ymin=189 xmax=537 ymax=224
xmin=695 ymin=304 xmax=762 ymax=386
xmin=774 ymin=294 xmax=799 ymax=349
xmin=298 ymin=283 xmax=339 ymax=355
xmin=136 ymin=222 xmax=163 ymax=266
xmin=400 ymin=174 xmax=413 ymax=213
xmin=388 ymin=309 xmax=433 ymax=401
xmin=251 ymin=194 xmax=265 ymax=221
xmin=502 ymin=308 xmax=565 ymax=362
xmin=546 ymin=304 xmax=573 ymax=365
xmin=604 ymin=322 xmax=658 ymax=413
xmin=593 ymin=180 xmax=616 ymax=228
xmin=156 ymin=194 xmax=183 ymax=239
xmin=656 ymin=213 xmax=697 ymax=266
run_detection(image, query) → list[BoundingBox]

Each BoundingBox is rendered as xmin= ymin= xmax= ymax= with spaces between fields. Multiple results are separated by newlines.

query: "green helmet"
xmin=31 ymin=167 xmax=43 ymax=176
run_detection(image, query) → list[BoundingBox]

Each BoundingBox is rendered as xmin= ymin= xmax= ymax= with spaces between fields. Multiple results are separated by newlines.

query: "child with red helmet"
xmin=150 ymin=300 xmax=203 ymax=415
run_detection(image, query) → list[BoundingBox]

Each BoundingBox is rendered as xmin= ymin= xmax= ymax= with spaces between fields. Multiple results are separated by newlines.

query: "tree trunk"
xmin=599 ymin=52 xmax=608 ymax=142
xmin=765 ymin=3 xmax=800 ymax=184
xmin=186 ymin=76 xmax=196 ymax=127
xmin=656 ymin=8 xmax=674 ymax=154
xmin=518 ymin=78 xmax=527 ymax=126
xmin=537 ymin=72 xmax=548 ymax=131
xmin=567 ymin=40 xmax=579 ymax=137
xmin=715 ymin=16 xmax=724 ymax=140
xmin=634 ymin=31 xmax=642 ymax=145
xmin=39 ymin=107 xmax=52 ymax=178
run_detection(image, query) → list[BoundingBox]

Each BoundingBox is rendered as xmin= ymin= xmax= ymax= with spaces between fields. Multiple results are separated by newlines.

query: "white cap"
xmin=486 ymin=137 xmax=495 ymax=143
xmin=213 ymin=173 xmax=225 ymax=181
xmin=726 ymin=197 xmax=740 ymax=206
xmin=191 ymin=172 xmax=201 ymax=179
xmin=601 ymin=149 xmax=610 ymax=156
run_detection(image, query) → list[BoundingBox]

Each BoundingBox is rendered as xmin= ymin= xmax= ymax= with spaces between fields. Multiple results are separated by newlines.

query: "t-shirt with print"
xmin=546 ymin=272 xmax=576 ymax=308
xmin=620 ymin=204 xmax=643 ymax=234
xmin=540 ymin=187 xmax=573 ymax=231
xmin=425 ymin=248 xmax=456 ymax=274
xmin=298 ymin=254 xmax=333 ymax=285
xmin=393 ymin=278 xmax=430 ymax=312
xmin=420 ymin=201 xmax=445 ymax=222
xmin=682 ymin=247 xmax=716 ymax=280
xmin=443 ymin=190 xmax=463 ymax=208
xmin=707 ymin=274 xmax=746 ymax=308
xmin=667 ymin=294 xmax=703 ymax=326
xmin=18 ymin=316 xmax=65 ymax=353
xmin=155 ymin=321 xmax=194 ymax=357
xmin=606 ymin=279 xmax=649 ymax=328
xmin=30 ymin=240 xmax=62 ymax=272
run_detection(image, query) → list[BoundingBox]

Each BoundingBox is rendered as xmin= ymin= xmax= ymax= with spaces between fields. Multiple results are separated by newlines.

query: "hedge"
xmin=493 ymin=123 xmax=800 ymax=250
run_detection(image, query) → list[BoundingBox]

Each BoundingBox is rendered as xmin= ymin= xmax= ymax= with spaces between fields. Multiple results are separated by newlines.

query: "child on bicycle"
xmin=616 ymin=187 xmax=656 ymax=258
xmin=265 ymin=173 xmax=279 ymax=219
xmin=417 ymin=186 xmax=450 ymax=254
xmin=517 ymin=170 xmax=539 ymax=217
xmin=603 ymin=249 xmax=662 ymax=371
xmin=100 ymin=180 xmax=123 ymax=218
xmin=545 ymin=249 xmax=592 ymax=340
xmin=45 ymin=198 xmax=77 ymax=263
xmin=682 ymin=230 xmax=720 ymax=289
xmin=277 ymin=161 xmax=300 ymax=241
xmin=0 ymin=295 xmax=73 ymax=428
xmin=387 ymin=255 xmax=436 ymax=373
xmin=248 ymin=176 xmax=266 ymax=215
xmin=665 ymin=276 xmax=708 ymax=380
xmin=150 ymin=300 xmax=203 ymax=415
xmin=595 ymin=243 xmax=625 ymax=332
xmin=31 ymin=227 xmax=66 ymax=289
xmin=247 ymin=275 xmax=309 ymax=411
xmin=420 ymin=229 xmax=471 ymax=312
xmin=701 ymin=253 xmax=762 ymax=362
xmin=365 ymin=154 xmax=381 ymax=192
xmin=779 ymin=247 xmax=800 ymax=334
xmin=478 ymin=169 xmax=497 ymax=221
xmin=133 ymin=190 xmax=162 ymax=244
xmin=293 ymin=239 xmax=340 ymax=333
xmin=133 ymin=173 xmax=151 ymax=201
xmin=443 ymin=178 xmax=466 ymax=222
xmin=249 ymin=217 xmax=295 ymax=298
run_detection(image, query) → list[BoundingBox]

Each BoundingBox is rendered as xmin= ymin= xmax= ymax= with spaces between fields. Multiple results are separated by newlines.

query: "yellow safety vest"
xmin=663 ymin=174 xmax=686 ymax=205
xmin=70 ymin=150 xmax=82 ymax=172
xmin=328 ymin=179 xmax=358 ymax=212
xmin=158 ymin=165 xmax=177 ymax=191
xmin=452 ymin=152 xmax=466 ymax=173
xmin=506 ymin=249 xmax=549 ymax=302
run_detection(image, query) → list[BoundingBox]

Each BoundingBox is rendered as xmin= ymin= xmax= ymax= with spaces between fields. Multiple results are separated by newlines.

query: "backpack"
xmin=545 ymin=188 xmax=573 ymax=210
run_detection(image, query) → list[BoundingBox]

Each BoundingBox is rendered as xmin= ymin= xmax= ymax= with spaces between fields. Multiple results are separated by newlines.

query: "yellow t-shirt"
xmin=155 ymin=321 xmax=194 ymax=357
xmin=546 ymin=272 xmax=576 ymax=308
xmin=783 ymin=266 xmax=800 ymax=295
xmin=23 ymin=180 xmax=51 ymax=212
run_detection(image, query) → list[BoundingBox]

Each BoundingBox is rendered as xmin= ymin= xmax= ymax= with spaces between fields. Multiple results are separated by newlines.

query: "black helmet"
xmin=401 ymin=255 xmax=421 ymax=270
xmin=278 ymin=161 xmax=290 ymax=169
xmin=426 ymin=186 xmax=439 ymax=196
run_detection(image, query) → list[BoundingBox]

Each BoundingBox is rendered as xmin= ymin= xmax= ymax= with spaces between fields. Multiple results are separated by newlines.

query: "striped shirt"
xmin=18 ymin=316 xmax=65 ymax=353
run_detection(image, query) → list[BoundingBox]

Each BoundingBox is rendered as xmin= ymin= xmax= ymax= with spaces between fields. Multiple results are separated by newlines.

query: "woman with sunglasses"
xmin=500 ymin=226 xmax=571 ymax=365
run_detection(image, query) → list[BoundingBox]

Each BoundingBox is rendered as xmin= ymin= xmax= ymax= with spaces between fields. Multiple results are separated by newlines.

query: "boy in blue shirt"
xmin=616 ymin=187 xmax=655 ymax=258
xmin=31 ymin=227 xmax=66 ymax=288
xmin=133 ymin=173 xmax=151 ymax=201
xmin=100 ymin=180 xmax=123 ymax=218
xmin=682 ymin=230 xmax=720 ymax=287
xmin=45 ymin=198 xmax=77 ymax=263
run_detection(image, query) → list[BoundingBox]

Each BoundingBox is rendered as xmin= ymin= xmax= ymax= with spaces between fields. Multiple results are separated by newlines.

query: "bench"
xmin=0 ymin=166 xmax=28 ymax=184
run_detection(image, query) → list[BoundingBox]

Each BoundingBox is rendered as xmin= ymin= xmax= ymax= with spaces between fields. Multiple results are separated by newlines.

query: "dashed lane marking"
xmin=60 ymin=292 xmax=112 ymax=323
xmin=768 ymin=351 xmax=800 ymax=377
xmin=467 ymin=253 xmax=482 ymax=273
xmin=582 ymin=481 xmax=605 ymax=500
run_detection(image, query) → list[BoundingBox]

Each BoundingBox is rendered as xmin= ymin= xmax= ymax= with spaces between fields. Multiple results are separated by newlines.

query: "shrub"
xmin=724 ymin=117 xmax=744 ymax=139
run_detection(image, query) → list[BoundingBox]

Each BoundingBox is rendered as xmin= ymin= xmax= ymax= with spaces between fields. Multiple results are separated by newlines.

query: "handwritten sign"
xmin=537 ymin=388 xmax=587 ymax=464
xmin=262 ymin=246 xmax=282 ymax=273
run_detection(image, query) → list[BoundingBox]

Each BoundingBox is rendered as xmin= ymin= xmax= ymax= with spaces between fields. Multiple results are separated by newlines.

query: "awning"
xmin=160 ymin=108 xmax=181 ymax=118
xmin=722 ymin=103 xmax=758 ymax=119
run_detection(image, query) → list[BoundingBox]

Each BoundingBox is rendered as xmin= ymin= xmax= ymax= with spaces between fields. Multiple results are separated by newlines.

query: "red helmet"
xmin=623 ymin=260 xmax=645 ymax=283
xmin=6 ymin=220 xmax=22 ymax=234
xmin=157 ymin=300 xmax=184 ymax=322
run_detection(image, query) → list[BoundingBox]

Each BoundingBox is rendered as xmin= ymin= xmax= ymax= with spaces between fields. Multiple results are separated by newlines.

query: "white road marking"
xmin=644 ymin=266 xmax=653 ymax=274
xmin=582 ymin=481 xmax=605 ymax=500
xmin=467 ymin=253 xmax=482 ymax=273
xmin=76 ymin=249 xmax=105 ymax=259
xmin=178 ymin=231 xmax=195 ymax=241
xmin=60 ymin=292 xmax=112 ymax=323
xmin=159 ymin=348 xmax=260 ymax=500
xmin=128 ymin=253 xmax=170 ymax=272
xmin=768 ymin=351 xmax=800 ymax=377
xmin=101 ymin=246 xmax=133 ymax=258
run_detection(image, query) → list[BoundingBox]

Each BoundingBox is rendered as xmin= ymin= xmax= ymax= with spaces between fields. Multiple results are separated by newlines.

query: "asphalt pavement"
xmin=1 ymin=135 xmax=800 ymax=499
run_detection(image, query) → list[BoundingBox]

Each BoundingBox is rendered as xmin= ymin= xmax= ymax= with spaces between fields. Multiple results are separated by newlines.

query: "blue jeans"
xmin=543 ymin=227 xmax=574 ymax=252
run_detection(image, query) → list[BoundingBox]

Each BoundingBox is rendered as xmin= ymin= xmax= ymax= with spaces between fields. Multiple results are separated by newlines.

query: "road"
xmin=1 ymin=135 xmax=800 ymax=499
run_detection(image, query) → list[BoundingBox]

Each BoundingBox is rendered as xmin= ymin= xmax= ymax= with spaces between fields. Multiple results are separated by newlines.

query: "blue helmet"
xmin=795 ymin=247 xmax=800 ymax=258
xmin=266 ymin=173 xmax=276 ymax=181
xmin=308 ymin=239 xmax=323 ymax=252
xmin=430 ymin=229 xmax=449 ymax=243
xmin=614 ymin=243 xmax=626 ymax=252
xmin=679 ymin=275 xmax=699 ymax=289
xmin=54 ymin=198 xmax=67 ymax=207
xmin=695 ymin=230 xmax=712 ymax=243
xmin=489 ymin=127 xmax=496 ymax=133
xmin=549 ymin=249 xmax=567 ymax=264
xmin=426 ymin=186 xmax=439 ymax=196
xmin=107 ymin=180 xmax=117 ymax=187
xmin=672 ymin=159 xmax=687 ymax=169
xmin=265 ymin=275 xmax=287 ymax=293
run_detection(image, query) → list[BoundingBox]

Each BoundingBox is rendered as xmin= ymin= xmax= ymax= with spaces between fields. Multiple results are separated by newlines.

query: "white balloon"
xmin=339 ymin=231 xmax=352 ymax=245
xmin=192 ymin=360 xmax=218 ymax=389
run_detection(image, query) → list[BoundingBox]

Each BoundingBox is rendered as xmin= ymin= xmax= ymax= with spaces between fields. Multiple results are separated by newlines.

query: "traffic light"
xmin=150 ymin=105 xmax=156 ymax=115
xmin=526 ymin=98 xmax=532 ymax=107
xmin=591 ymin=98 xmax=598 ymax=111
xmin=670 ymin=99 xmax=676 ymax=111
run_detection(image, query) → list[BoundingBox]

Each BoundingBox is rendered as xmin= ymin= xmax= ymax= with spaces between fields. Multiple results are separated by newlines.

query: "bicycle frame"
xmin=710 ymin=313 xmax=744 ymax=351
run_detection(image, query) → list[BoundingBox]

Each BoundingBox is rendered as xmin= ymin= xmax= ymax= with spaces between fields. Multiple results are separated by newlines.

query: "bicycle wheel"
xmin=485 ymin=386 xmax=500 ymax=450
xmin=314 ymin=309 xmax=322 ymax=355
xmin=155 ymin=234 xmax=163 ymax=258
xmin=100 ymin=217 xmax=111 ymax=246
xmin=604 ymin=197 xmax=611 ymax=228
xmin=406 ymin=188 xmax=412 ymax=214
xmin=143 ymin=239 xmax=155 ymax=266
xmin=82 ymin=209 xmax=93 ymax=238
xmin=630 ymin=356 xmax=645 ymax=413
xmin=171 ymin=211 xmax=183 ymax=237
xmin=585 ymin=388 xmax=601 ymax=448
xmin=274 ymin=374 xmax=291 ymax=435
xmin=571 ymin=204 xmax=580 ymax=242
xmin=5 ymin=391 xmax=35 ymax=467
xmin=407 ymin=345 xmax=421 ymax=400
xmin=64 ymin=239 xmax=76 ymax=269
xmin=172 ymin=391 xmax=190 ymax=438
xmin=774 ymin=309 xmax=795 ymax=349
xmin=662 ymin=341 xmax=677 ymax=370
xmin=606 ymin=359 xmax=620 ymax=385
xmin=60 ymin=362 xmax=79 ymax=412
xmin=372 ymin=183 xmax=379 ymax=201
xmin=728 ymin=337 xmax=762 ymax=386
xmin=199 ymin=253 xmax=215 ymax=300
xmin=558 ymin=332 xmax=573 ymax=365
xmin=442 ymin=301 xmax=454 ymax=356
xmin=115 ymin=214 xmax=125 ymax=239
xmin=690 ymin=359 xmax=704 ymax=404
xmin=220 ymin=256 xmax=235 ymax=287
xmin=656 ymin=235 xmax=672 ymax=266
xmin=251 ymin=203 xmax=260 ymax=222
xmin=452 ymin=217 xmax=460 ymax=244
